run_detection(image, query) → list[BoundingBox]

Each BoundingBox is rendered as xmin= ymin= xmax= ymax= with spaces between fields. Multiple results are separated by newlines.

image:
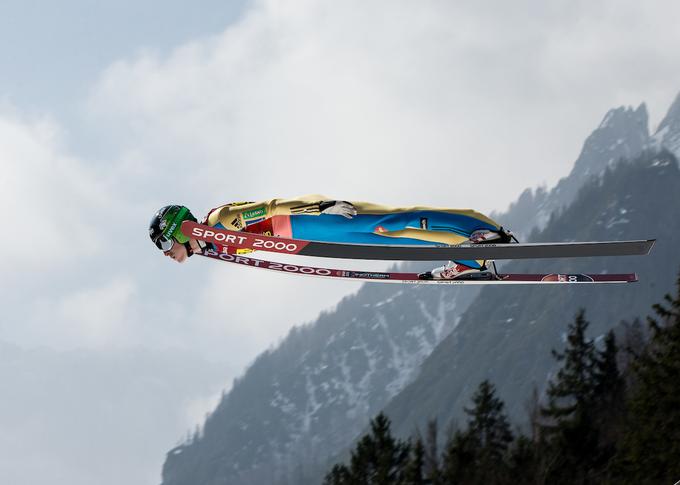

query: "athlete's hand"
xmin=320 ymin=201 xmax=357 ymax=219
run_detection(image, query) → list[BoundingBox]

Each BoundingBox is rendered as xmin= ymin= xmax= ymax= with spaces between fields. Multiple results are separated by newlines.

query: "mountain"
xmin=162 ymin=282 xmax=481 ymax=485
xmin=653 ymin=92 xmax=680 ymax=159
xmin=496 ymin=103 xmax=650 ymax=238
xmin=160 ymin=91 xmax=680 ymax=485
xmin=384 ymin=149 xmax=680 ymax=439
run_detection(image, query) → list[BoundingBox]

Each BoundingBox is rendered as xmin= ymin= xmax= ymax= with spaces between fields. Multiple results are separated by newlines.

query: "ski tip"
xmin=646 ymin=239 xmax=656 ymax=254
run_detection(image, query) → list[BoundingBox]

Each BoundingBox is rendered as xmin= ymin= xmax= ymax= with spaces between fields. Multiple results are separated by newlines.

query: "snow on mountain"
xmin=161 ymin=282 xmax=481 ymax=485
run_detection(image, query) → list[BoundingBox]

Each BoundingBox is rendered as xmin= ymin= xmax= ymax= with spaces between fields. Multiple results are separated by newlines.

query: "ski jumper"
xmin=204 ymin=195 xmax=501 ymax=268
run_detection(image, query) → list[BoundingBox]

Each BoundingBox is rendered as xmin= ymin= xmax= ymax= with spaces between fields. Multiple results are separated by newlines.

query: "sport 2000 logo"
xmin=190 ymin=225 xmax=299 ymax=253
xmin=204 ymin=249 xmax=332 ymax=276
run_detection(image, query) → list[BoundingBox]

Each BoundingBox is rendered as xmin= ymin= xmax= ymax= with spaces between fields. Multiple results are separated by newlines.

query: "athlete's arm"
xmin=207 ymin=196 xmax=356 ymax=230
xmin=269 ymin=197 xmax=356 ymax=218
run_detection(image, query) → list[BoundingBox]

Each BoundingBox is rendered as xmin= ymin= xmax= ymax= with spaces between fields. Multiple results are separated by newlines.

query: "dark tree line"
xmin=324 ymin=274 xmax=680 ymax=484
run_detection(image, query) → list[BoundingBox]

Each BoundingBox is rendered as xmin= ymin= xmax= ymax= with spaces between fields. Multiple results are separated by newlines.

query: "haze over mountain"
xmin=0 ymin=342 xmax=228 ymax=485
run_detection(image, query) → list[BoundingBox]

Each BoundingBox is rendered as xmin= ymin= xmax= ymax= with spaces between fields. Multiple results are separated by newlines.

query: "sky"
xmin=2 ymin=1 xmax=680 ymax=484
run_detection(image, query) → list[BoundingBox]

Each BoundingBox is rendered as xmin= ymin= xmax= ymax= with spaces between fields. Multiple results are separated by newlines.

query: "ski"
xmin=182 ymin=221 xmax=655 ymax=261
xmin=197 ymin=248 xmax=638 ymax=285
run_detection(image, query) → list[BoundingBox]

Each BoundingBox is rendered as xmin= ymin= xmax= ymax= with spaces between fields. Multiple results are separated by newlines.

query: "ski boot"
xmin=418 ymin=260 xmax=499 ymax=281
xmin=468 ymin=227 xmax=515 ymax=244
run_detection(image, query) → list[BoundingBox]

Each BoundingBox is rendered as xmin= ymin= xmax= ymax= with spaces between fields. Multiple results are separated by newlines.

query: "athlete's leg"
xmin=289 ymin=210 xmax=504 ymax=274
xmin=289 ymin=211 xmax=498 ymax=245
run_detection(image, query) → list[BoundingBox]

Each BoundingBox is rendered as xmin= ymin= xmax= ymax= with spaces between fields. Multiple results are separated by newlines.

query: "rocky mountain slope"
xmin=162 ymin=281 xmax=480 ymax=484
xmin=384 ymin=149 xmax=680 ymax=440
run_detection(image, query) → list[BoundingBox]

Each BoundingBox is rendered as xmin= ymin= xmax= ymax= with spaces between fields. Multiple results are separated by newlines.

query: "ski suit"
xmin=204 ymin=195 xmax=502 ymax=268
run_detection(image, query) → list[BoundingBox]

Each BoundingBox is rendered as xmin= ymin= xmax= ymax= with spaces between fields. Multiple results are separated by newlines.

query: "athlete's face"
xmin=164 ymin=240 xmax=189 ymax=263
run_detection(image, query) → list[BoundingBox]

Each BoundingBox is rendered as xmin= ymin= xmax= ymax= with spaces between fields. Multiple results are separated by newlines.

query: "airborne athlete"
xmin=148 ymin=195 xmax=514 ymax=280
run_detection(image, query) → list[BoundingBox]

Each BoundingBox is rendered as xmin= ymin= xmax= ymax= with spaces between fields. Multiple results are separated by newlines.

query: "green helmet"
xmin=149 ymin=205 xmax=197 ymax=251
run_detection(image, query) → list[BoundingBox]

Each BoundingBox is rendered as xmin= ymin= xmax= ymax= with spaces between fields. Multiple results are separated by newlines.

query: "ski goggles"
xmin=154 ymin=234 xmax=175 ymax=251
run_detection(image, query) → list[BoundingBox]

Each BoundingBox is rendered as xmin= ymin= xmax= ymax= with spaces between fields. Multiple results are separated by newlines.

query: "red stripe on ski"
xmin=196 ymin=249 xmax=638 ymax=285
xmin=183 ymin=220 xmax=309 ymax=255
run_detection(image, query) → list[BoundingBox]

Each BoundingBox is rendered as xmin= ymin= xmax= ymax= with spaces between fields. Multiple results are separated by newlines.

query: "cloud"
xmin=58 ymin=277 xmax=138 ymax=347
xmin=4 ymin=0 xmax=680 ymax=366
xmin=5 ymin=0 xmax=680 ymax=367
xmin=87 ymin=0 xmax=680 ymax=215
xmin=187 ymin=254 xmax=369 ymax=357
xmin=3 ymin=0 xmax=680 ymax=359
xmin=0 ymin=112 xmax=107 ymax=275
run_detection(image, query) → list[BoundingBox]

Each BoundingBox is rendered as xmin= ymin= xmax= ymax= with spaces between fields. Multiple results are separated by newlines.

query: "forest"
xmin=324 ymin=274 xmax=680 ymax=484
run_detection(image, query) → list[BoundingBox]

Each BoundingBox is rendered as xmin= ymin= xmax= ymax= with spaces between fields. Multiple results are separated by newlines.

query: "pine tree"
xmin=324 ymin=412 xmax=411 ymax=485
xmin=616 ymin=273 xmax=680 ymax=483
xmin=440 ymin=428 xmax=476 ymax=485
xmin=507 ymin=435 xmax=536 ymax=484
xmin=594 ymin=331 xmax=620 ymax=397
xmin=403 ymin=438 xmax=425 ymax=485
xmin=592 ymin=330 xmax=625 ymax=457
xmin=323 ymin=464 xmax=351 ymax=485
xmin=439 ymin=380 xmax=513 ymax=484
xmin=542 ymin=309 xmax=597 ymax=423
xmin=464 ymin=380 xmax=514 ymax=464
xmin=539 ymin=309 xmax=600 ymax=483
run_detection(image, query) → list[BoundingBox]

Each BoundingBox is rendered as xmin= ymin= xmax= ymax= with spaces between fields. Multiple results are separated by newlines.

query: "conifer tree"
xmin=324 ymin=412 xmax=411 ymax=485
xmin=539 ymin=309 xmax=600 ymax=482
xmin=617 ymin=274 xmax=680 ymax=483
xmin=439 ymin=380 xmax=513 ymax=484
xmin=440 ymin=428 xmax=476 ymax=485
xmin=464 ymin=380 xmax=514 ymax=464
xmin=323 ymin=464 xmax=351 ymax=485
xmin=619 ymin=318 xmax=647 ymax=389
xmin=592 ymin=330 xmax=625 ymax=455
xmin=403 ymin=438 xmax=425 ymax=485
xmin=507 ymin=435 xmax=536 ymax=484
xmin=542 ymin=309 xmax=598 ymax=423
xmin=594 ymin=330 xmax=622 ymax=400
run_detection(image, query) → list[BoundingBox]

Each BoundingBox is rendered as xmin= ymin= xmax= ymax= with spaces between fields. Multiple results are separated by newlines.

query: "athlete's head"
xmin=149 ymin=205 xmax=197 ymax=262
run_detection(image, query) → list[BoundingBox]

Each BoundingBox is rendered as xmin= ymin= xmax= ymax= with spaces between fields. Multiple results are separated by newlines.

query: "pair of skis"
xmin=181 ymin=221 xmax=654 ymax=285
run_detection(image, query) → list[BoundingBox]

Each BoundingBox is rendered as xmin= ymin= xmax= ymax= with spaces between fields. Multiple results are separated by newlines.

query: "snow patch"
xmin=604 ymin=217 xmax=630 ymax=229
xmin=270 ymin=390 xmax=297 ymax=416
xmin=373 ymin=290 xmax=404 ymax=307
xmin=302 ymin=372 xmax=322 ymax=433
xmin=608 ymin=138 xmax=624 ymax=149
xmin=599 ymin=111 xmax=615 ymax=128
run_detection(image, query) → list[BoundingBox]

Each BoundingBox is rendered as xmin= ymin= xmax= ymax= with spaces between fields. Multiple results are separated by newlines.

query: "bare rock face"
xmin=654 ymin=91 xmax=680 ymax=160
